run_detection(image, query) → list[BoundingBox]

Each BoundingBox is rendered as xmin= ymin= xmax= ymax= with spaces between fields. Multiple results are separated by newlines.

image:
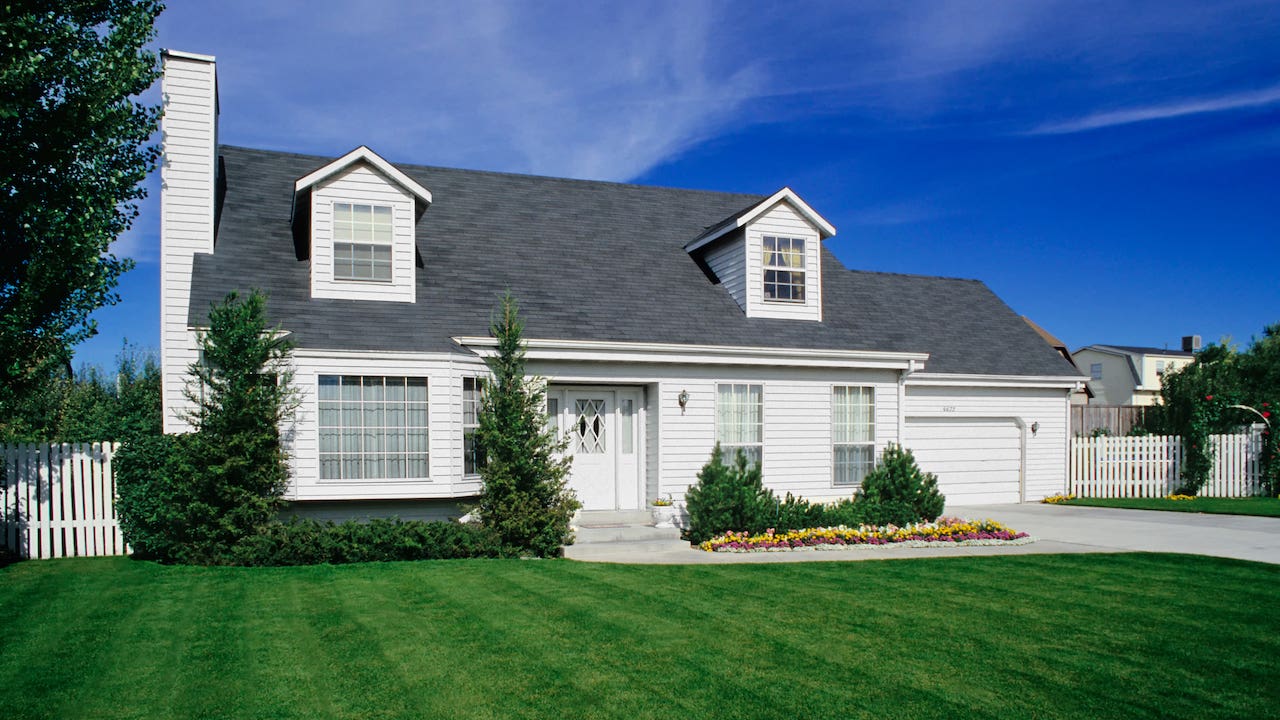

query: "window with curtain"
xmin=332 ymin=202 xmax=393 ymax=281
xmin=832 ymin=386 xmax=874 ymax=487
xmin=319 ymin=375 xmax=428 ymax=480
xmin=716 ymin=383 xmax=763 ymax=469
xmin=762 ymin=235 xmax=806 ymax=302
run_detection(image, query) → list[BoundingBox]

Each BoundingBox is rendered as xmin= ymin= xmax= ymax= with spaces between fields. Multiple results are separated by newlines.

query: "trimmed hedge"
xmin=231 ymin=518 xmax=512 ymax=566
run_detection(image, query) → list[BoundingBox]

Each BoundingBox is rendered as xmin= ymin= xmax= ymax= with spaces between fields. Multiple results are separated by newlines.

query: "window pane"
xmin=319 ymin=375 xmax=428 ymax=481
xmin=621 ymin=398 xmax=634 ymax=454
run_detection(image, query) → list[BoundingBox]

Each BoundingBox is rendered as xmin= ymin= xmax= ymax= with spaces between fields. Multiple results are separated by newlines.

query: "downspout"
xmin=897 ymin=359 xmax=917 ymax=445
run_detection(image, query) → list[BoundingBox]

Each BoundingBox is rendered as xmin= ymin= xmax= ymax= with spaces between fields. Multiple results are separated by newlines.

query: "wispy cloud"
xmin=1029 ymin=84 xmax=1280 ymax=135
xmin=158 ymin=1 xmax=766 ymax=182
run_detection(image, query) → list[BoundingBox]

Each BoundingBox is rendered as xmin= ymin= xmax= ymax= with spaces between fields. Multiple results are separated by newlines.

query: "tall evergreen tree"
xmin=0 ymin=1 xmax=163 ymax=428
xmin=475 ymin=293 xmax=579 ymax=557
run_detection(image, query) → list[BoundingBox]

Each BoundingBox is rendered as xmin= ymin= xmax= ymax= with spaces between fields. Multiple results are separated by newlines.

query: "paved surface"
xmin=563 ymin=503 xmax=1280 ymax=565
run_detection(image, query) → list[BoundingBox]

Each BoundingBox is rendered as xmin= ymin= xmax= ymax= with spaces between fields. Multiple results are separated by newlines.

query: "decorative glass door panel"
xmin=574 ymin=399 xmax=607 ymax=454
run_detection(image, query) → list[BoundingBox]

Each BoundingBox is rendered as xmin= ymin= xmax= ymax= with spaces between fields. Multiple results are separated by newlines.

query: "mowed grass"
xmin=1 ymin=554 xmax=1277 ymax=720
xmin=1062 ymin=496 xmax=1280 ymax=517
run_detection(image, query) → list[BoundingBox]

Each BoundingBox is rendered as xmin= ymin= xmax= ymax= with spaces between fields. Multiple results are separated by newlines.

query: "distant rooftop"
xmin=1096 ymin=344 xmax=1196 ymax=358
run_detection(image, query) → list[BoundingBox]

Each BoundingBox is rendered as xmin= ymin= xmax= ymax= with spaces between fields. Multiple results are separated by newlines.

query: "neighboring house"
xmin=1022 ymin=317 xmax=1092 ymax=406
xmin=1071 ymin=342 xmax=1198 ymax=406
xmin=159 ymin=51 xmax=1086 ymax=518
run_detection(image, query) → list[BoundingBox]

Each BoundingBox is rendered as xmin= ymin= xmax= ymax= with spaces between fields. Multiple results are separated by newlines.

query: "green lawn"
xmin=1060 ymin=496 xmax=1280 ymax=517
xmin=1 ymin=555 xmax=1277 ymax=719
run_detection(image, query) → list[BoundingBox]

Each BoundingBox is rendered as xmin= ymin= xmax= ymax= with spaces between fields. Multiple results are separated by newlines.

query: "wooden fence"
xmin=1 ymin=443 xmax=127 ymax=560
xmin=1069 ymin=432 xmax=1264 ymax=498
xmin=1070 ymin=405 xmax=1150 ymax=437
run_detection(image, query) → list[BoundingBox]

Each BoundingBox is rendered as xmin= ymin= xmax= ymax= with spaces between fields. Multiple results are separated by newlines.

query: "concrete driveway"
xmin=953 ymin=502 xmax=1280 ymax=565
xmin=564 ymin=503 xmax=1280 ymax=565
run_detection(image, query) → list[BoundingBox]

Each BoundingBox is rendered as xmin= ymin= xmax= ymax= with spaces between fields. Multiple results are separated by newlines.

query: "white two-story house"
xmin=159 ymin=50 xmax=1086 ymax=520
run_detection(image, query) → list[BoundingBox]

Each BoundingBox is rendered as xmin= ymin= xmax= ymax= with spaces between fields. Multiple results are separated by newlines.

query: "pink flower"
xmin=1205 ymin=395 xmax=1214 ymax=401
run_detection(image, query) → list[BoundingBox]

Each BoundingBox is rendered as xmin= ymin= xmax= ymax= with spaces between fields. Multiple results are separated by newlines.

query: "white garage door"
xmin=903 ymin=418 xmax=1023 ymax=505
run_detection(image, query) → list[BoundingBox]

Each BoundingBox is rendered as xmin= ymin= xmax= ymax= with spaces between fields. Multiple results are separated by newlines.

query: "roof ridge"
xmin=217 ymin=144 xmax=767 ymax=200
xmin=848 ymin=268 xmax=984 ymax=284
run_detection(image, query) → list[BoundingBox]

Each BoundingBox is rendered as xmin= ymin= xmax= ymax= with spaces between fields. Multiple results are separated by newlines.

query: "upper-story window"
xmin=1090 ymin=363 xmax=1102 ymax=380
xmin=762 ymin=236 xmax=806 ymax=303
xmin=332 ymin=203 xmax=393 ymax=282
xmin=1155 ymin=360 xmax=1166 ymax=377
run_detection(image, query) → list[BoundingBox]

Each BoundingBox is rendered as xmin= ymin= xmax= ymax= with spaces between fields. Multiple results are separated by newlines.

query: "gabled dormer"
xmin=686 ymin=188 xmax=835 ymax=322
xmin=292 ymin=146 xmax=432 ymax=303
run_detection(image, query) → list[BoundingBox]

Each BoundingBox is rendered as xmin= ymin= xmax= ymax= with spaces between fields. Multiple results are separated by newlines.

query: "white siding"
xmin=645 ymin=383 xmax=660 ymax=503
xmin=310 ymin=165 xmax=417 ymax=303
xmin=705 ymin=238 xmax=746 ymax=310
xmin=903 ymin=384 xmax=1071 ymax=502
xmin=283 ymin=499 xmax=465 ymax=523
xmin=160 ymin=54 xmax=218 ymax=433
xmin=525 ymin=360 xmax=899 ymax=504
xmin=744 ymin=202 xmax=822 ymax=322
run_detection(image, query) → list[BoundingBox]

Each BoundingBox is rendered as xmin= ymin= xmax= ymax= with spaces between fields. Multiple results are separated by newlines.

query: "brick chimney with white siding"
xmin=159 ymin=50 xmax=218 ymax=433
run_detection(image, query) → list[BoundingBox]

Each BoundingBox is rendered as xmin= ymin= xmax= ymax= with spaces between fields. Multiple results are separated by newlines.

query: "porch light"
xmin=678 ymin=389 xmax=689 ymax=413
xmin=1030 ymin=421 xmax=1039 ymax=436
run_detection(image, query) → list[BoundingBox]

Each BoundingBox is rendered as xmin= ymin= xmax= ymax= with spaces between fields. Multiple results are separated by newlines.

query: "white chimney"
xmin=160 ymin=50 xmax=218 ymax=432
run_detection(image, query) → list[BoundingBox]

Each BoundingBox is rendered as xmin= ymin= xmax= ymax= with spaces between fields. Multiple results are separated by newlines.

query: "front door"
xmin=549 ymin=386 xmax=642 ymax=511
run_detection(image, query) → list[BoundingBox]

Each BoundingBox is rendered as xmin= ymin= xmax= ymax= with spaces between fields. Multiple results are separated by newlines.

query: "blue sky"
xmin=81 ymin=0 xmax=1280 ymax=369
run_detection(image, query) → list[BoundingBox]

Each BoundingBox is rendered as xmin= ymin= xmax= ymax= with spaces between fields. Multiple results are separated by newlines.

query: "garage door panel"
xmin=904 ymin=417 xmax=1022 ymax=505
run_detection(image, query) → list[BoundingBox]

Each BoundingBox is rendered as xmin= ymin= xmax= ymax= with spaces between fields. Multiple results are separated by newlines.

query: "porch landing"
xmin=566 ymin=510 xmax=689 ymax=558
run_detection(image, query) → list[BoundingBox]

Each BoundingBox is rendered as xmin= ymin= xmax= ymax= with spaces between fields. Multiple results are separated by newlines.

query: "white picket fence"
xmin=1070 ymin=432 xmax=1264 ymax=498
xmin=1 ymin=443 xmax=128 ymax=559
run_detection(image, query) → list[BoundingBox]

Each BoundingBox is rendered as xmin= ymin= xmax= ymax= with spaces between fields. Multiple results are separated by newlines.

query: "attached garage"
xmin=903 ymin=417 xmax=1024 ymax=505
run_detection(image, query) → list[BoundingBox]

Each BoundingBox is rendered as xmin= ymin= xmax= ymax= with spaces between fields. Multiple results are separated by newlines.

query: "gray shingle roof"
xmin=189 ymin=146 xmax=1080 ymax=377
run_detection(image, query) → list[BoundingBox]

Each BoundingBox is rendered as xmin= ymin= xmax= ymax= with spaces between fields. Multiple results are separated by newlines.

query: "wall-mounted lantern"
xmin=1030 ymin=421 xmax=1040 ymax=437
xmin=677 ymin=389 xmax=689 ymax=414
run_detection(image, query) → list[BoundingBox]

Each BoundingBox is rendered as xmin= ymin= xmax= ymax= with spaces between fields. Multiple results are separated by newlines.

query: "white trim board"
xmin=685 ymin=187 xmax=836 ymax=252
xmin=453 ymin=336 xmax=928 ymax=370
xmin=294 ymin=146 xmax=433 ymax=205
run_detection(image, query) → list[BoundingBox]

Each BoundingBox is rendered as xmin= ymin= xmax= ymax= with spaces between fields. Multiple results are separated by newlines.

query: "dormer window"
xmin=333 ymin=203 xmax=393 ymax=282
xmin=763 ymin=236 xmax=806 ymax=303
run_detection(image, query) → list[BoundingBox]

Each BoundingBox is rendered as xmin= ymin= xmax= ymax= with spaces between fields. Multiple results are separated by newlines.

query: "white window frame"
xmin=1155 ymin=360 xmax=1165 ymax=377
xmin=463 ymin=376 xmax=486 ymax=476
xmin=762 ymin=235 xmax=806 ymax=304
xmin=832 ymin=385 xmax=875 ymax=488
xmin=332 ymin=202 xmax=394 ymax=283
xmin=715 ymin=383 xmax=763 ymax=470
xmin=318 ymin=375 xmax=429 ymax=481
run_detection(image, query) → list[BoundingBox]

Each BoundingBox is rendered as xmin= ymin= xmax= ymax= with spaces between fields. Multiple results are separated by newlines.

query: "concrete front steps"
xmin=564 ymin=509 xmax=691 ymax=560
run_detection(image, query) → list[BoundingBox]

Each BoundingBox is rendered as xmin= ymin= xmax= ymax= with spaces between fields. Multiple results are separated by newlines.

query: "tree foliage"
xmin=858 ymin=443 xmax=946 ymax=522
xmin=0 ymin=0 xmax=163 ymax=427
xmin=682 ymin=444 xmax=772 ymax=544
xmin=0 ymin=341 xmax=161 ymax=443
xmin=475 ymin=293 xmax=579 ymax=557
xmin=1147 ymin=324 xmax=1280 ymax=495
xmin=116 ymin=290 xmax=297 ymax=563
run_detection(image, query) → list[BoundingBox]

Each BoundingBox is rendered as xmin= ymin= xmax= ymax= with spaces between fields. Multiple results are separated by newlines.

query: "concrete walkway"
xmin=563 ymin=503 xmax=1280 ymax=565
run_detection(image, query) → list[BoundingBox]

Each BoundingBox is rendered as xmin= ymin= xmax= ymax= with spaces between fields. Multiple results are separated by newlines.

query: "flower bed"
xmin=699 ymin=517 xmax=1032 ymax=553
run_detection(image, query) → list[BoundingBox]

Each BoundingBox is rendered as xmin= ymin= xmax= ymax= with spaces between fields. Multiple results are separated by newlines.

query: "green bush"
xmin=231 ymin=518 xmax=510 ymax=566
xmin=859 ymin=444 xmax=946 ymax=522
xmin=683 ymin=443 xmax=945 ymax=543
xmin=682 ymin=444 xmax=773 ymax=544
xmin=762 ymin=494 xmax=918 ymax=532
xmin=114 ymin=433 xmax=202 ymax=562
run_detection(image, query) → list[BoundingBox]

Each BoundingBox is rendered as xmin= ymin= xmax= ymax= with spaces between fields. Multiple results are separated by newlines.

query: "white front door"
xmin=549 ymin=386 xmax=642 ymax=511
